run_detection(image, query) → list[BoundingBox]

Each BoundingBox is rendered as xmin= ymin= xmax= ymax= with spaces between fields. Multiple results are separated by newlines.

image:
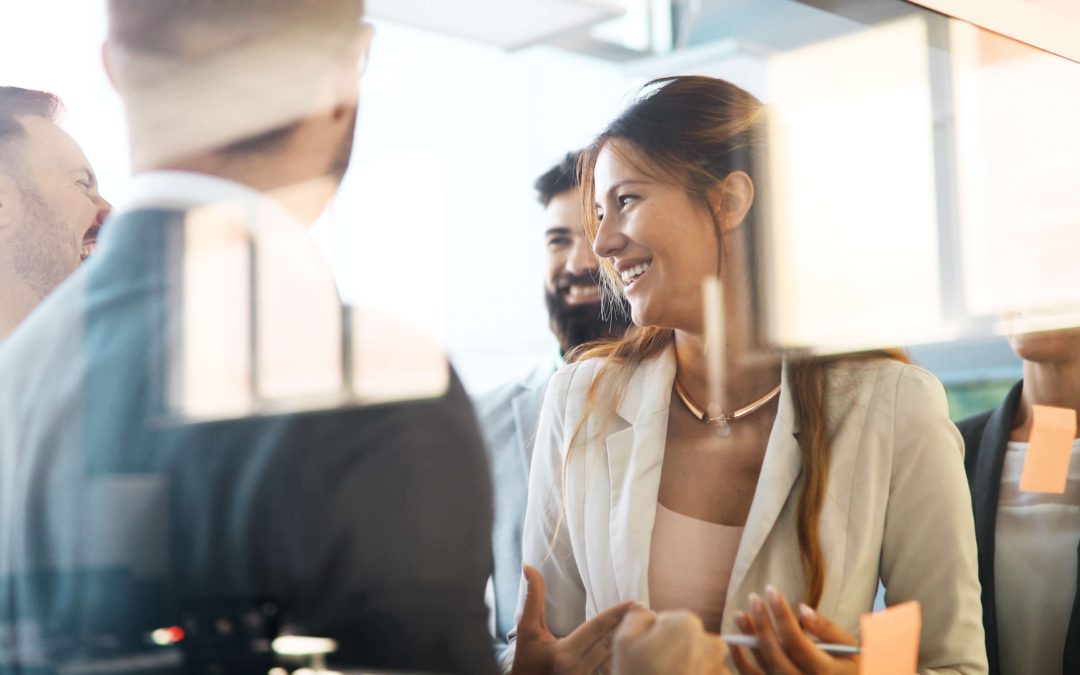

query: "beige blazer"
xmin=516 ymin=345 xmax=987 ymax=674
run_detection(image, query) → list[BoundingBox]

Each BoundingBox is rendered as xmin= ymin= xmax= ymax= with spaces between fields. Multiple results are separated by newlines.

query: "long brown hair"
xmin=567 ymin=76 xmax=904 ymax=607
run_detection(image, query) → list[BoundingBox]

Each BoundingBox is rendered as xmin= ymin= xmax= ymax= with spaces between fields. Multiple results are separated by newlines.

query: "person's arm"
xmin=879 ymin=366 xmax=988 ymax=674
xmin=505 ymin=364 xmax=635 ymax=674
xmin=288 ymin=372 xmax=499 ymax=675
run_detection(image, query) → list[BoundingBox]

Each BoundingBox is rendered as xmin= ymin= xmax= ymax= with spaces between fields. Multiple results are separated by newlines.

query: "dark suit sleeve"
xmin=956 ymin=410 xmax=992 ymax=486
xmin=282 ymin=371 xmax=497 ymax=674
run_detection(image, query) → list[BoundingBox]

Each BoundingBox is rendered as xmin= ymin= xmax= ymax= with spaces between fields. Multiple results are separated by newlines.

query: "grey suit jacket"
xmin=0 ymin=207 xmax=497 ymax=674
xmin=474 ymin=360 xmax=556 ymax=649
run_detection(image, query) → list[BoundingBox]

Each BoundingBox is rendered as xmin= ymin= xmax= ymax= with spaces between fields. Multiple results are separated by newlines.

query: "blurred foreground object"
xmin=0 ymin=1 xmax=496 ymax=673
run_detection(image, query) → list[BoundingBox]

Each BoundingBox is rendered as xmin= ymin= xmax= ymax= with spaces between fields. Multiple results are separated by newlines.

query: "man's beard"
xmin=9 ymin=185 xmax=80 ymax=299
xmin=545 ymin=273 xmax=633 ymax=355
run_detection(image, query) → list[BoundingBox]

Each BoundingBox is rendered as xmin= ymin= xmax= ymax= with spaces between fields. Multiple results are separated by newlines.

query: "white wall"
xmin=0 ymin=1 xmax=128 ymax=204
xmin=340 ymin=21 xmax=636 ymax=393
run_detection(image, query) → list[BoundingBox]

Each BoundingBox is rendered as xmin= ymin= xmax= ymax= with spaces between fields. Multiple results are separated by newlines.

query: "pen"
xmin=720 ymin=634 xmax=861 ymax=655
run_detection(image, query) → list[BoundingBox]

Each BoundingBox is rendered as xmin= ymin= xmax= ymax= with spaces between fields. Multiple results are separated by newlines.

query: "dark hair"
xmin=534 ymin=150 xmax=583 ymax=207
xmin=0 ymin=87 xmax=63 ymax=174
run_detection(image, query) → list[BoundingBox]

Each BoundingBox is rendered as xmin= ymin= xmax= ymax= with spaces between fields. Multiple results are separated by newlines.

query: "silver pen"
xmin=721 ymin=634 xmax=861 ymax=656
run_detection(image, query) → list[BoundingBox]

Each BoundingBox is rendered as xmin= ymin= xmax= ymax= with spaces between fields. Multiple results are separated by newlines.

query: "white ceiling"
xmin=366 ymin=0 xmax=625 ymax=50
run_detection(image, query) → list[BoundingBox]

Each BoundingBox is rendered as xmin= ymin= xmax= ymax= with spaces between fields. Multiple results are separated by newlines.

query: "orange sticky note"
xmin=859 ymin=601 xmax=921 ymax=675
xmin=1019 ymin=405 xmax=1077 ymax=494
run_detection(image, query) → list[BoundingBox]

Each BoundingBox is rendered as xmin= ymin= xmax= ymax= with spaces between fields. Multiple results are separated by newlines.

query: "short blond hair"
xmin=108 ymin=0 xmax=364 ymax=55
xmin=105 ymin=0 xmax=367 ymax=168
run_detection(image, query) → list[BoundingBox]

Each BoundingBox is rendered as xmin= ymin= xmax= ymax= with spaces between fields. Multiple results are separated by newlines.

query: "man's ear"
xmin=708 ymin=170 xmax=755 ymax=234
xmin=356 ymin=22 xmax=375 ymax=80
xmin=0 ymin=173 xmax=23 ymax=234
xmin=321 ymin=23 xmax=373 ymax=127
xmin=333 ymin=23 xmax=375 ymax=118
xmin=101 ymin=41 xmax=119 ymax=91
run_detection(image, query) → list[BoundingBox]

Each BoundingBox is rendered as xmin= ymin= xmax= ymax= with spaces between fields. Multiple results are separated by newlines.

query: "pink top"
xmin=648 ymin=502 xmax=744 ymax=632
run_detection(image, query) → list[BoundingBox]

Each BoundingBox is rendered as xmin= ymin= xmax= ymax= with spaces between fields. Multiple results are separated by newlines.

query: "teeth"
xmin=568 ymin=284 xmax=599 ymax=297
xmin=620 ymin=262 xmax=651 ymax=284
xmin=80 ymin=241 xmax=97 ymax=262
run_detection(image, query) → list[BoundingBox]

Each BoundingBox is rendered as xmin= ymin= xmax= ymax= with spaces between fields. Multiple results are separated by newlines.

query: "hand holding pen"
xmin=730 ymin=585 xmax=860 ymax=675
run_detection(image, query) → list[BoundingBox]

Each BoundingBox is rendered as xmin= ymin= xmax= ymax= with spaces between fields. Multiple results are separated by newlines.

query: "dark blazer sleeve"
xmin=957 ymin=409 xmax=993 ymax=487
xmin=221 ymin=371 xmax=498 ymax=675
xmin=319 ymin=371 xmax=496 ymax=674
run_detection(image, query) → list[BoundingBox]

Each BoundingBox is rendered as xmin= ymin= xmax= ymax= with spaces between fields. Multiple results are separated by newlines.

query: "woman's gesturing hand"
xmin=731 ymin=586 xmax=859 ymax=675
xmin=511 ymin=565 xmax=638 ymax=675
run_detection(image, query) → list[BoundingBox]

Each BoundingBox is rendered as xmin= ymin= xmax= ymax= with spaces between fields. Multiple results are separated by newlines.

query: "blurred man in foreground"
xmin=0 ymin=1 xmax=495 ymax=673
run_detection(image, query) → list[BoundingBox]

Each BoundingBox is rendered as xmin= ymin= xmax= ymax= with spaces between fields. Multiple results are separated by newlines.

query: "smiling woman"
xmin=589 ymin=138 xmax=748 ymax=332
xmin=509 ymin=75 xmax=988 ymax=675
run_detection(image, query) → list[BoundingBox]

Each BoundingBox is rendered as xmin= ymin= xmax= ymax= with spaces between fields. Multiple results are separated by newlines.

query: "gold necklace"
xmin=673 ymin=377 xmax=781 ymax=436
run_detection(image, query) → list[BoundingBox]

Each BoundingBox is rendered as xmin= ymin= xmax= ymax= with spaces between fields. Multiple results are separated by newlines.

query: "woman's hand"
xmin=511 ymin=565 xmax=638 ymax=675
xmin=612 ymin=607 xmax=731 ymax=675
xmin=731 ymin=586 xmax=859 ymax=675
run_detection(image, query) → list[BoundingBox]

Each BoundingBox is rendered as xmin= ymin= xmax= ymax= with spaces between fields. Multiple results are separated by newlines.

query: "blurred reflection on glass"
xmin=951 ymin=21 xmax=1080 ymax=329
xmin=758 ymin=15 xmax=942 ymax=354
xmin=755 ymin=6 xmax=1080 ymax=354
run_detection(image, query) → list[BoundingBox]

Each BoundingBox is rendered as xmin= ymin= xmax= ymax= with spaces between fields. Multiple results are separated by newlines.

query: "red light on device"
xmin=150 ymin=625 xmax=186 ymax=646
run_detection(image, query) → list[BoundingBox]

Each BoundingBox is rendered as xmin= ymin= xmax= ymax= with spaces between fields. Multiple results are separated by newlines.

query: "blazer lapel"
xmin=606 ymin=347 xmax=676 ymax=605
xmin=972 ymin=381 xmax=1022 ymax=675
xmin=727 ymin=362 xmax=802 ymax=607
